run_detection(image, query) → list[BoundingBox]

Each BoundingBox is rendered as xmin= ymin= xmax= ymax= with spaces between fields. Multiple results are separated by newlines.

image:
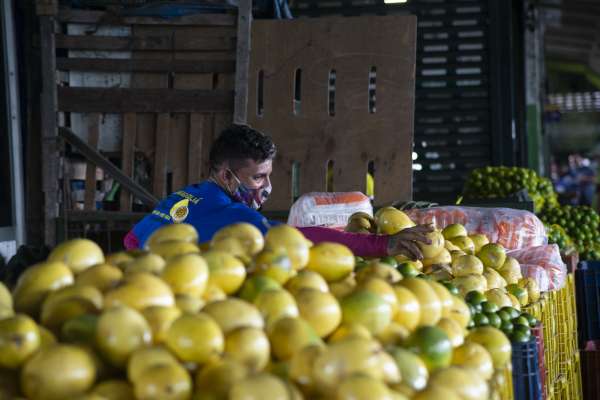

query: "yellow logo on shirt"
xmin=169 ymin=199 xmax=189 ymax=223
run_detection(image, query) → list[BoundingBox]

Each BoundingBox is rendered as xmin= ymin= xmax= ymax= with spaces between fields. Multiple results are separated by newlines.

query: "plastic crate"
xmin=580 ymin=341 xmax=600 ymax=400
xmin=531 ymin=325 xmax=547 ymax=400
xmin=575 ymin=261 xmax=600 ymax=344
xmin=512 ymin=337 xmax=543 ymax=400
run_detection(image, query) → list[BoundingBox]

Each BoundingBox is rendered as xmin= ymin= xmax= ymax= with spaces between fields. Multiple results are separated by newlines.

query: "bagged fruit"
xmin=407 ymin=206 xmax=547 ymax=250
xmin=519 ymin=264 xmax=550 ymax=292
xmin=508 ymin=244 xmax=566 ymax=290
xmin=288 ymin=192 xmax=372 ymax=229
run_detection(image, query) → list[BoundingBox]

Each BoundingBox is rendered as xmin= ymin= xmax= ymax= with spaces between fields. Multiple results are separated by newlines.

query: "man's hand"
xmin=386 ymin=224 xmax=435 ymax=260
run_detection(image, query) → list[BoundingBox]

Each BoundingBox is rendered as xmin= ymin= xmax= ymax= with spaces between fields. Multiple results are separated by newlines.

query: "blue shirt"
xmin=132 ymin=181 xmax=278 ymax=247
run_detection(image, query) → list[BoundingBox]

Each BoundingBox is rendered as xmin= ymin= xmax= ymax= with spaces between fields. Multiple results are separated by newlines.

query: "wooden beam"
xmin=57 ymin=87 xmax=234 ymax=113
xmin=56 ymin=58 xmax=236 ymax=73
xmin=84 ymin=113 xmax=101 ymax=211
xmin=36 ymin=0 xmax=57 ymax=16
xmin=234 ymin=0 xmax=252 ymax=124
xmin=153 ymin=114 xmax=170 ymax=199
xmin=120 ymin=113 xmax=137 ymax=212
xmin=58 ymin=126 xmax=159 ymax=208
xmin=55 ymin=34 xmax=235 ymax=52
xmin=40 ymin=16 xmax=58 ymax=247
xmin=57 ymin=8 xmax=236 ymax=26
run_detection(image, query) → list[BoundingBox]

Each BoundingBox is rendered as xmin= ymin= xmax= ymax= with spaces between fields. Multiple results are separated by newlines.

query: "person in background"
xmin=124 ymin=125 xmax=432 ymax=259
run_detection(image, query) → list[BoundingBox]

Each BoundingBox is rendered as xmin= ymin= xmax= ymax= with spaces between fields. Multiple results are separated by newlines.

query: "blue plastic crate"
xmin=576 ymin=261 xmax=600 ymax=344
xmin=512 ymin=338 xmax=543 ymax=400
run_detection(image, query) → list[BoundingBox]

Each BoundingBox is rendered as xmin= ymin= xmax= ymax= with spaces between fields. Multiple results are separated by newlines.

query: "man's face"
xmin=228 ymin=158 xmax=273 ymax=191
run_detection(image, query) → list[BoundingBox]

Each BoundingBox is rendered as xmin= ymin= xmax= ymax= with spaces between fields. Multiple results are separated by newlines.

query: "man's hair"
xmin=209 ymin=125 xmax=276 ymax=172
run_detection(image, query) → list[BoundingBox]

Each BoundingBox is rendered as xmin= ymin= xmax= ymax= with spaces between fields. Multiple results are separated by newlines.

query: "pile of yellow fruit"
xmin=0 ymin=220 xmax=515 ymax=400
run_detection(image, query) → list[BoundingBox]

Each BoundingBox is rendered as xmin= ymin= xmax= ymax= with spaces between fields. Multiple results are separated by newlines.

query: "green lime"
xmin=397 ymin=262 xmax=420 ymax=278
xmin=467 ymin=319 xmax=475 ymax=329
xmin=355 ymin=256 xmax=365 ymax=263
xmin=380 ymin=256 xmax=398 ymax=267
xmin=497 ymin=310 xmax=511 ymax=322
xmin=512 ymin=316 xmax=530 ymax=327
xmin=510 ymin=331 xmax=530 ymax=343
xmin=501 ymin=306 xmax=520 ymax=320
xmin=500 ymin=321 xmax=514 ymax=334
xmin=473 ymin=313 xmax=489 ymax=327
xmin=514 ymin=324 xmax=531 ymax=338
xmin=521 ymin=313 xmax=539 ymax=327
xmin=486 ymin=312 xmax=502 ymax=329
xmin=465 ymin=291 xmax=486 ymax=306
xmin=355 ymin=261 xmax=369 ymax=272
xmin=405 ymin=326 xmax=452 ymax=371
xmin=442 ymin=282 xmax=460 ymax=296
xmin=467 ymin=303 xmax=478 ymax=317
xmin=481 ymin=301 xmax=499 ymax=314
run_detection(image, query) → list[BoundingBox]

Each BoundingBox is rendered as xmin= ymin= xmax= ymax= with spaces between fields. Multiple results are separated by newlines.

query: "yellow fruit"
xmin=442 ymin=224 xmax=468 ymax=239
xmin=452 ymin=274 xmax=488 ymax=296
xmin=195 ymin=359 xmax=249 ymax=399
xmin=133 ymin=362 xmax=192 ymax=400
xmin=375 ymin=208 xmax=416 ymax=234
xmin=329 ymin=274 xmax=358 ymax=300
xmin=0 ymin=304 xmax=14 ymax=320
xmin=467 ymin=326 xmax=512 ymax=368
xmin=268 ymin=317 xmax=322 ymax=360
xmin=285 ymin=270 xmax=329 ymax=295
xmin=176 ymin=294 xmax=205 ymax=313
xmin=449 ymin=236 xmax=475 ymax=254
xmin=265 ymin=225 xmax=311 ymax=270
xmin=355 ymin=262 xmax=402 ymax=284
xmin=337 ymin=374 xmax=393 ymax=400
xmin=418 ymin=230 xmax=445 ymax=259
xmin=452 ymin=342 xmax=494 ymax=380
xmin=203 ymin=298 xmax=264 ymax=334
xmin=469 ymin=234 xmax=489 ymax=253
xmin=412 ymin=387 xmax=461 ymax=400
xmin=0 ymin=282 xmax=12 ymax=309
xmin=239 ymin=275 xmax=281 ymax=302
xmin=295 ymin=289 xmax=341 ymax=337
xmin=142 ymin=306 xmax=182 ymax=344
xmin=127 ymin=346 xmax=179 ymax=382
xmin=148 ymin=241 xmax=200 ymax=260
xmin=451 ymin=255 xmax=483 ymax=277
xmin=124 ymin=253 xmax=166 ymax=275
xmin=225 ymin=327 xmax=270 ymax=372
xmin=161 ymin=254 xmax=209 ymax=298
xmin=210 ymin=237 xmax=249 ymax=264
xmin=399 ymin=278 xmax=442 ymax=326
xmin=485 ymin=288 xmax=512 ymax=309
xmin=359 ymin=278 xmax=398 ymax=317
xmin=201 ymin=285 xmax=226 ymax=304
xmin=476 ymin=243 xmax=507 ymax=270
xmin=340 ymin=290 xmax=392 ymax=334
xmin=376 ymin=322 xmax=410 ymax=346
xmin=13 ymin=261 xmax=74 ymax=317
xmin=328 ymin=322 xmax=373 ymax=343
xmin=507 ymin=293 xmax=522 ymax=310
xmin=165 ymin=313 xmax=224 ymax=364
xmin=428 ymin=366 xmax=489 ymax=400
xmin=229 ymin=373 xmax=290 ymax=400
xmin=444 ymin=240 xmax=461 ymax=252
xmin=40 ymin=285 xmax=103 ymax=330
xmin=422 ymin=248 xmax=452 ymax=268
xmin=96 ymin=306 xmax=152 ymax=367
xmin=92 ymin=380 xmax=134 ymax=400
xmin=312 ymin=338 xmax=384 ymax=392
xmin=253 ymin=247 xmax=296 ymax=285
xmin=105 ymin=252 xmax=135 ymax=269
xmin=21 ymin=344 xmax=96 ymax=400
xmin=48 ymin=238 xmax=104 ymax=274
xmin=203 ymin=250 xmax=246 ymax=294
xmin=146 ymin=223 xmax=199 ymax=248
xmin=389 ymin=347 xmax=428 ymax=391
xmin=306 ymin=242 xmax=354 ymax=282
xmin=498 ymin=257 xmax=522 ymax=284
xmin=436 ymin=317 xmax=464 ymax=347
xmin=518 ymin=277 xmax=540 ymax=303
xmin=483 ymin=268 xmax=507 ymax=290
xmin=427 ymin=280 xmax=454 ymax=317
xmin=392 ymin=286 xmax=421 ymax=332
xmin=38 ymin=325 xmax=57 ymax=348
xmin=254 ymin=289 xmax=299 ymax=329
xmin=0 ymin=314 xmax=40 ymax=369
xmin=447 ymin=296 xmax=471 ymax=329
xmin=76 ymin=263 xmax=123 ymax=292
xmin=104 ymin=272 xmax=174 ymax=311
xmin=289 ymin=344 xmax=325 ymax=394
xmin=212 ymin=222 xmax=264 ymax=257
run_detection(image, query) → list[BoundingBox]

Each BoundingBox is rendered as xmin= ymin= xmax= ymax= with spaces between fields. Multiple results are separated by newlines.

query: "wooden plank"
xmin=40 ymin=16 xmax=58 ymax=246
xmin=153 ymin=114 xmax=170 ymax=198
xmin=55 ymin=34 xmax=235 ymax=52
xmin=84 ymin=113 xmax=101 ymax=210
xmin=234 ymin=0 xmax=252 ymax=124
xmin=120 ymin=113 xmax=136 ymax=211
xmin=57 ymin=8 xmax=237 ymax=26
xmin=56 ymin=58 xmax=236 ymax=74
xmin=169 ymin=113 xmax=189 ymax=191
xmin=36 ymin=0 xmax=58 ymax=16
xmin=188 ymin=113 xmax=211 ymax=182
xmin=57 ymin=87 xmax=234 ymax=113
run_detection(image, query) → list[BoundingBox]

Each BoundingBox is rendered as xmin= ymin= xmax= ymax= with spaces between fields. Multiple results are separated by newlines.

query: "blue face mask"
xmin=228 ymin=170 xmax=272 ymax=210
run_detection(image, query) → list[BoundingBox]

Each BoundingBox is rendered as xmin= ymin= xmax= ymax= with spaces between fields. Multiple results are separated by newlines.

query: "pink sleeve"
xmin=123 ymin=230 xmax=140 ymax=250
xmin=298 ymin=226 xmax=389 ymax=257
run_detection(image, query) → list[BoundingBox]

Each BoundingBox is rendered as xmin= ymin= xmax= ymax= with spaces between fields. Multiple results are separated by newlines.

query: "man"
xmin=125 ymin=125 xmax=431 ymax=258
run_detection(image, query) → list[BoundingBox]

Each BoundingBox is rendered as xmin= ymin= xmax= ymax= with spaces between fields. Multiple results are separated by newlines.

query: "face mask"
xmin=228 ymin=170 xmax=272 ymax=210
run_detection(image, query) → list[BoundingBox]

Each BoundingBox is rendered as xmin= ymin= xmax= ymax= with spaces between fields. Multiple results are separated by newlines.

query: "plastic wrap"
xmin=519 ymin=264 xmax=551 ymax=292
xmin=508 ymin=244 xmax=567 ymax=290
xmin=287 ymin=192 xmax=373 ymax=229
xmin=406 ymin=206 xmax=547 ymax=250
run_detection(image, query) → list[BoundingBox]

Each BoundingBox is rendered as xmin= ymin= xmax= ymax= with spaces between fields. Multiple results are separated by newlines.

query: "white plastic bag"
xmin=508 ymin=244 xmax=567 ymax=290
xmin=287 ymin=192 xmax=373 ymax=229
